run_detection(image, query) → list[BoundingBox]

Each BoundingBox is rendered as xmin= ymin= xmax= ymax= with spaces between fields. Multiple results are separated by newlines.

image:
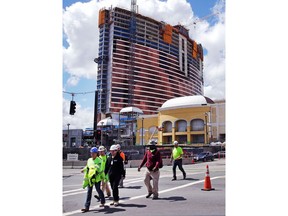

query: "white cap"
xmin=116 ymin=144 xmax=121 ymax=149
xmin=173 ymin=141 xmax=179 ymax=145
xmin=110 ymin=145 xmax=118 ymax=151
xmin=98 ymin=146 xmax=105 ymax=152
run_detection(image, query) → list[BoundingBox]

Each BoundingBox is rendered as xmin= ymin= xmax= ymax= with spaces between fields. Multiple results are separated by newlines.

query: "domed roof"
xmin=160 ymin=95 xmax=214 ymax=110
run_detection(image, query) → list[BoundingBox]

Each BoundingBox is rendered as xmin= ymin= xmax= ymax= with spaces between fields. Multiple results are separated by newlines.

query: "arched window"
xmin=163 ymin=121 xmax=172 ymax=133
xmin=175 ymin=120 xmax=187 ymax=132
xmin=191 ymin=119 xmax=204 ymax=131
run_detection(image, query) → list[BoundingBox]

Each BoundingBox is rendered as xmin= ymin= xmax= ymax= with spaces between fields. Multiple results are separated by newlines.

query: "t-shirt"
xmin=172 ymin=147 xmax=183 ymax=160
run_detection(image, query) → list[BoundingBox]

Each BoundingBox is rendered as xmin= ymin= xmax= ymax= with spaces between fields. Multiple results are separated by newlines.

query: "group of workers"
xmin=80 ymin=140 xmax=186 ymax=213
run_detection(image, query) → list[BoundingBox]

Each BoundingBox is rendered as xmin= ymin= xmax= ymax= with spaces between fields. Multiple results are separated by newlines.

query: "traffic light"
xmin=95 ymin=129 xmax=101 ymax=141
xmin=69 ymin=100 xmax=76 ymax=115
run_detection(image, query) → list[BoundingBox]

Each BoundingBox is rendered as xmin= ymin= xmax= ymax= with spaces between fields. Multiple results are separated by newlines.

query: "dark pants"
xmin=109 ymin=175 xmax=121 ymax=202
xmin=84 ymin=181 xmax=105 ymax=209
xmin=173 ymin=159 xmax=186 ymax=179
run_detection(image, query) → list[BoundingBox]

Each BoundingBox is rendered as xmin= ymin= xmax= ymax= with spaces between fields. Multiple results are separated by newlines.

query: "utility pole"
xmin=67 ymin=123 xmax=70 ymax=147
xmin=141 ymin=117 xmax=144 ymax=145
xmin=93 ymin=90 xmax=99 ymax=146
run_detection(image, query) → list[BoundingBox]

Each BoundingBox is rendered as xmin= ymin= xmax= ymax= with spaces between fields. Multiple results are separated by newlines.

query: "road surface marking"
xmin=63 ymin=175 xmax=224 ymax=215
xmin=63 ymin=172 xmax=203 ymax=197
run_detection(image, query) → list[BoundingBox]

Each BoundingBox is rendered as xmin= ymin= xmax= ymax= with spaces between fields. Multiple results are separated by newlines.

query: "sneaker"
xmin=99 ymin=203 xmax=105 ymax=207
xmin=105 ymin=195 xmax=111 ymax=198
xmin=110 ymin=202 xmax=115 ymax=206
xmin=81 ymin=208 xmax=89 ymax=212
xmin=152 ymin=196 xmax=159 ymax=200
xmin=146 ymin=193 xmax=153 ymax=198
xmin=114 ymin=201 xmax=119 ymax=206
xmin=171 ymin=178 xmax=177 ymax=181
xmin=94 ymin=195 xmax=100 ymax=202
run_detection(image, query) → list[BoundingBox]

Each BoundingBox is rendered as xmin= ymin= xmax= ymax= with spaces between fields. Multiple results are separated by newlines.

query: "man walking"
xmin=81 ymin=147 xmax=105 ymax=213
xmin=105 ymin=144 xmax=125 ymax=206
xmin=138 ymin=141 xmax=163 ymax=200
xmin=170 ymin=141 xmax=186 ymax=181
xmin=116 ymin=144 xmax=126 ymax=188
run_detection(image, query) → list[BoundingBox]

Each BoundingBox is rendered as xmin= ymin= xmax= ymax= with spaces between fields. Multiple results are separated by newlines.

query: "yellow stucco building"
xmin=136 ymin=95 xmax=225 ymax=146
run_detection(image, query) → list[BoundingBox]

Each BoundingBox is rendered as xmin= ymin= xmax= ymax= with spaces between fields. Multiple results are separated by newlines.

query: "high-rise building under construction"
xmin=95 ymin=6 xmax=204 ymax=115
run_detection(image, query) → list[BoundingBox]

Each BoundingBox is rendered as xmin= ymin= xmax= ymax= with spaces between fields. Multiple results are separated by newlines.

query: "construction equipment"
xmin=185 ymin=11 xmax=220 ymax=28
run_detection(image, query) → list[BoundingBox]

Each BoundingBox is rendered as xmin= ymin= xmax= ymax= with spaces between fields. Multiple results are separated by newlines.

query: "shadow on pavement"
xmin=157 ymin=196 xmax=187 ymax=202
xmin=118 ymin=203 xmax=147 ymax=208
xmin=122 ymin=186 xmax=142 ymax=189
xmin=91 ymin=206 xmax=126 ymax=214
xmin=184 ymin=178 xmax=200 ymax=181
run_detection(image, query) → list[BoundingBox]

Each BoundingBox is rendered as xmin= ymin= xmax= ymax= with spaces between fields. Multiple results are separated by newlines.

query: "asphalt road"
xmin=63 ymin=159 xmax=225 ymax=216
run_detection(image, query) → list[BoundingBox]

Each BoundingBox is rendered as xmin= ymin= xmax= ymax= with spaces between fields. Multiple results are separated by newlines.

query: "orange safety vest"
xmin=120 ymin=151 xmax=125 ymax=161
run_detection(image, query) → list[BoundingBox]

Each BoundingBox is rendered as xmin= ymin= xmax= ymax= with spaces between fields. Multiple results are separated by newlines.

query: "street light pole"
xmin=101 ymin=122 xmax=104 ymax=145
xmin=141 ymin=117 xmax=144 ymax=145
xmin=67 ymin=123 xmax=70 ymax=147
xmin=93 ymin=90 xmax=99 ymax=146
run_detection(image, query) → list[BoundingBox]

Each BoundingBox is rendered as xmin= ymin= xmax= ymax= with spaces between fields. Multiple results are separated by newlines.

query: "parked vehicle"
xmin=193 ymin=151 xmax=214 ymax=162
xmin=213 ymin=151 xmax=225 ymax=158
xmin=182 ymin=148 xmax=204 ymax=157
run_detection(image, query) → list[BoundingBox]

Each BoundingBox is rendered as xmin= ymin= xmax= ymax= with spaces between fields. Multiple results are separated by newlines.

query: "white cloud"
xmin=63 ymin=0 xmax=225 ymax=104
xmin=63 ymin=97 xmax=94 ymax=130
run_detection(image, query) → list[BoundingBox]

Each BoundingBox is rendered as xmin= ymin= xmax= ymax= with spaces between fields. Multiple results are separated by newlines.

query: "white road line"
xmin=63 ymin=172 xmax=203 ymax=197
xmin=63 ymin=175 xmax=225 ymax=216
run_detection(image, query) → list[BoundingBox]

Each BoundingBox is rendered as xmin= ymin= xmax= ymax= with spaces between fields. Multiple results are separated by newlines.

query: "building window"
xmin=163 ymin=121 xmax=172 ymax=133
xmin=191 ymin=119 xmax=204 ymax=131
xmin=175 ymin=120 xmax=187 ymax=132
xmin=191 ymin=134 xmax=204 ymax=143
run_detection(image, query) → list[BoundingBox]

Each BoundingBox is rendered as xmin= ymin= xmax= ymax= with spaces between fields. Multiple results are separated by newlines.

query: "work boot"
xmin=81 ymin=208 xmax=89 ymax=213
xmin=146 ymin=192 xmax=153 ymax=198
xmin=94 ymin=195 xmax=100 ymax=202
xmin=183 ymin=173 xmax=186 ymax=180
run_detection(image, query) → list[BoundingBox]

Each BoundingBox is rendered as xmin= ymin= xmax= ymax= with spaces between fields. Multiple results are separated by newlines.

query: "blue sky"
xmin=63 ymin=0 xmax=220 ymax=106
xmin=62 ymin=0 xmax=225 ymax=129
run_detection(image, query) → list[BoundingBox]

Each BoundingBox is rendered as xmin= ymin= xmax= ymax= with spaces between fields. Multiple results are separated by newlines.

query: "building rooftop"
xmin=159 ymin=95 xmax=214 ymax=110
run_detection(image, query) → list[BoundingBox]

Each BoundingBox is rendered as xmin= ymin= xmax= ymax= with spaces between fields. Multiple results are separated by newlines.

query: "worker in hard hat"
xmin=105 ymin=144 xmax=125 ymax=206
xmin=80 ymin=147 xmax=105 ymax=212
xmin=98 ymin=146 xmax=111 ymax=198
xmin=138 ymin=140 xmax=163 ymax=200
xmin=116 ymin=144 xmax=126 ymax=188
xmin=170 ymin=141 xmax=186 ymax=181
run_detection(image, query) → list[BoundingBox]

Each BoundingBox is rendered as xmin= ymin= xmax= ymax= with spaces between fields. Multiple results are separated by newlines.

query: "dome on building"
xmin=120 ymin=106 xmax=143 ymax=114
xmin=160 ymin=95 xmax=214 ymax=110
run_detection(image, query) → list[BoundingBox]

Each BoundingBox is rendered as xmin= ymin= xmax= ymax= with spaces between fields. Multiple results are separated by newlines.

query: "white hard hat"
xmin=116 ymin=144 xmax=121 ymax=149
xmin=110 ymin=145 xmax=118 ymax=151
xmin=173 ymin=141 xmax=179 ymax=145
xmin=98 ymin=146 xmax=105 ymax=152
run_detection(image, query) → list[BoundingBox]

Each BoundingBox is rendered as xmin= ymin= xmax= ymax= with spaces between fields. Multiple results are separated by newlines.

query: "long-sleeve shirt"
xmin=139 ymin=150 xmax=161 ymax=171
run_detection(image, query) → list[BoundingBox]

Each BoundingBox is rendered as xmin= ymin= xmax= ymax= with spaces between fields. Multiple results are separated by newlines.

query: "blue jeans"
xmin=84 ymin=181 xmax=105 ymax=209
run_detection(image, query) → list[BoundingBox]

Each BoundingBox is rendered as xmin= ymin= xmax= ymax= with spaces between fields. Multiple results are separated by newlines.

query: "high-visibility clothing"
xmin=82 ymin=157 xmax=103 ymax=188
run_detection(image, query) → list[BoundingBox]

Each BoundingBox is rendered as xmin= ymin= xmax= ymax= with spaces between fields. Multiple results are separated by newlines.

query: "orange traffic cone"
xmin=201 ymin=165 xmax=215 ymax=191
xmin=192 ymin=157 xmax=195 ymax=164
